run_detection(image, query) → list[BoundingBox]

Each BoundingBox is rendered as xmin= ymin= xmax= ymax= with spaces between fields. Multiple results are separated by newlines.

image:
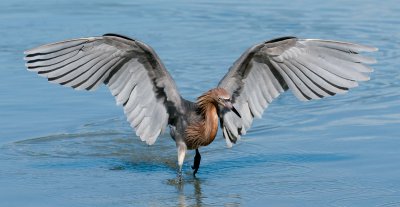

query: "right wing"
xmin=24 ymin=33 xmax=183 ymax=145
xmin=218 ymin=37 xmax=378 ymax=147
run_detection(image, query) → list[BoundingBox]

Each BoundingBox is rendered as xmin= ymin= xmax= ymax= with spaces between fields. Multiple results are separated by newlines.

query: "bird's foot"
xmin=177 ymin=174 xmax=183 ymax=183
xmin=191 ymin=149 xmax=201 ymax=177
xmin=176 ymin=165 xmax=184 ymax=181
xmin=191 ymin=164 xmax=199 ymax=177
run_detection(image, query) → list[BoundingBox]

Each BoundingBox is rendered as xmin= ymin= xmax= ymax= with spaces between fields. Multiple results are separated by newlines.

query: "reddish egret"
xmin=24 ymin=34 xmax=377 ymax=176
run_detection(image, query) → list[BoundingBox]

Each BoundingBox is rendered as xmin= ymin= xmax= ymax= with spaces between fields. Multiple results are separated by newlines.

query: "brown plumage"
xmin=24 ymin=33 xmax=377 ymax=178
xmin=185 ymin=88 xmax=229 ymax=150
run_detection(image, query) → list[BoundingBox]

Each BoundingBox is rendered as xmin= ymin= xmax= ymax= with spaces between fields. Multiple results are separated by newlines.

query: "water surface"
xmin=0 ymin=0 xmax=399 ymax=206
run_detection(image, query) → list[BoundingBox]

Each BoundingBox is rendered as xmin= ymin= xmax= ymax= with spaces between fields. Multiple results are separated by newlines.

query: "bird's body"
xmin=24 ymin=33 xmax=377 ymax=177
xmin=166 ymin=88 xmax=236 ymax=173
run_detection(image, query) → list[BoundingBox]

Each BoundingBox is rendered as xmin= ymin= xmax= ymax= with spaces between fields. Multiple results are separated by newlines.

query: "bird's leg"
xmin=177 ymin=142 xmax=187 ymax=181
xmin=191 ymin=149 xmax=201 ymax=176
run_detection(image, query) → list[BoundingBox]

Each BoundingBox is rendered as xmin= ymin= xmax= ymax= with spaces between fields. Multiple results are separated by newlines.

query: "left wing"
xmin=24 ymin=34 xmax=184 ymax=145
xmin=218 ymin=37 xmax=377 ymax=147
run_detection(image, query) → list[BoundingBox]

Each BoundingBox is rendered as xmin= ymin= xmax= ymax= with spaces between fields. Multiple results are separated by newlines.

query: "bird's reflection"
xmin=193 ymin=178 xmax=202 ymax=206
xmin=168 ymin=176 xmax=203 ymax=207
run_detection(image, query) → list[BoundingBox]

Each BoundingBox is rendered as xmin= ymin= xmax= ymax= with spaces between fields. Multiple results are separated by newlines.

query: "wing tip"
xmin=368 ymin=67 xmax=375 ymax=73
xmin=361 ymin=46 xmax=378 ymax=53
xmin=303 ymin=39 xmax=379 ymax=53
xmin=370 ymin=47 xmax=379 ymax=52
xmin=367 ymin=57 xmax=378 ymax=64
xmin=223 ymin=126 xmax=238 ymax=148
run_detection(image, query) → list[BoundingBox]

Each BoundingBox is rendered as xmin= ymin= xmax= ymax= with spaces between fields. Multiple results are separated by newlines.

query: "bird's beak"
xmin=231 ymin=106 xmax=241 ymax=118
xmin=225 ymin=101 xmax=241 ymax=118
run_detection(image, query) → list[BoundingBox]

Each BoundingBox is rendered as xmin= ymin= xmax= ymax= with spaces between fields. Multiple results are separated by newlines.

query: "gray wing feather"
xmin=24 ymin=34 xmax=182 ymax=145
xmin=218 ymin=37 xmax=377 ymax=146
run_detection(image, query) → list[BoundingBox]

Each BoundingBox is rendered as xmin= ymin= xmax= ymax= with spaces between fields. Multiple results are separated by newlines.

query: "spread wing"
xmin=218 ymin=37 xmax=378 ymax=147
xmin=24 ymin=33 xmax=183 ymax=145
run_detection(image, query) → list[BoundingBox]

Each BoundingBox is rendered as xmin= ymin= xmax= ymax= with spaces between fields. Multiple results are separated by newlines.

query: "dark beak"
xmin=231 ymin=106 xmax=241 ymax=118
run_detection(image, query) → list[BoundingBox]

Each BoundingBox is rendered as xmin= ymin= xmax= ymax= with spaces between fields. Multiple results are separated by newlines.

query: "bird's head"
xmin=197 ymin=88 xmax=241 ymax=118
xmin=213 ymin=88 xmax=241 ymax=118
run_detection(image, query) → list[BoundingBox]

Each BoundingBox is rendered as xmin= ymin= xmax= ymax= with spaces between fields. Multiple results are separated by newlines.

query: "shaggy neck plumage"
xmin=196 ymin=89 xmax=219 ymax=139
xmin=197 ymin=89 xmax=218 ymax=116
xmin=182 ymin=89 xmax=221 ymax=149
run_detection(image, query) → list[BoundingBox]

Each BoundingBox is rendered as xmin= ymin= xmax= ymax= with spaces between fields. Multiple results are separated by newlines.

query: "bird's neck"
xmin=197 ymin=91 xmax=219 ymax=142
xmin=184 ymin=89 xmax=221 ymax=149
xmin=201 ymin=103 xmax=219 ymax=141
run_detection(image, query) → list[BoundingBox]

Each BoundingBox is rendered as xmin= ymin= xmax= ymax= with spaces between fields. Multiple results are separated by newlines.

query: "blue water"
xmin=1 ymin=0 xmax=399 ymax=206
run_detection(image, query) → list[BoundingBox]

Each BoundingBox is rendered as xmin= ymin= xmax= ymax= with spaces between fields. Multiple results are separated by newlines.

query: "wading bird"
xmin=24 ymin=33 xmax=377 ymax=177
